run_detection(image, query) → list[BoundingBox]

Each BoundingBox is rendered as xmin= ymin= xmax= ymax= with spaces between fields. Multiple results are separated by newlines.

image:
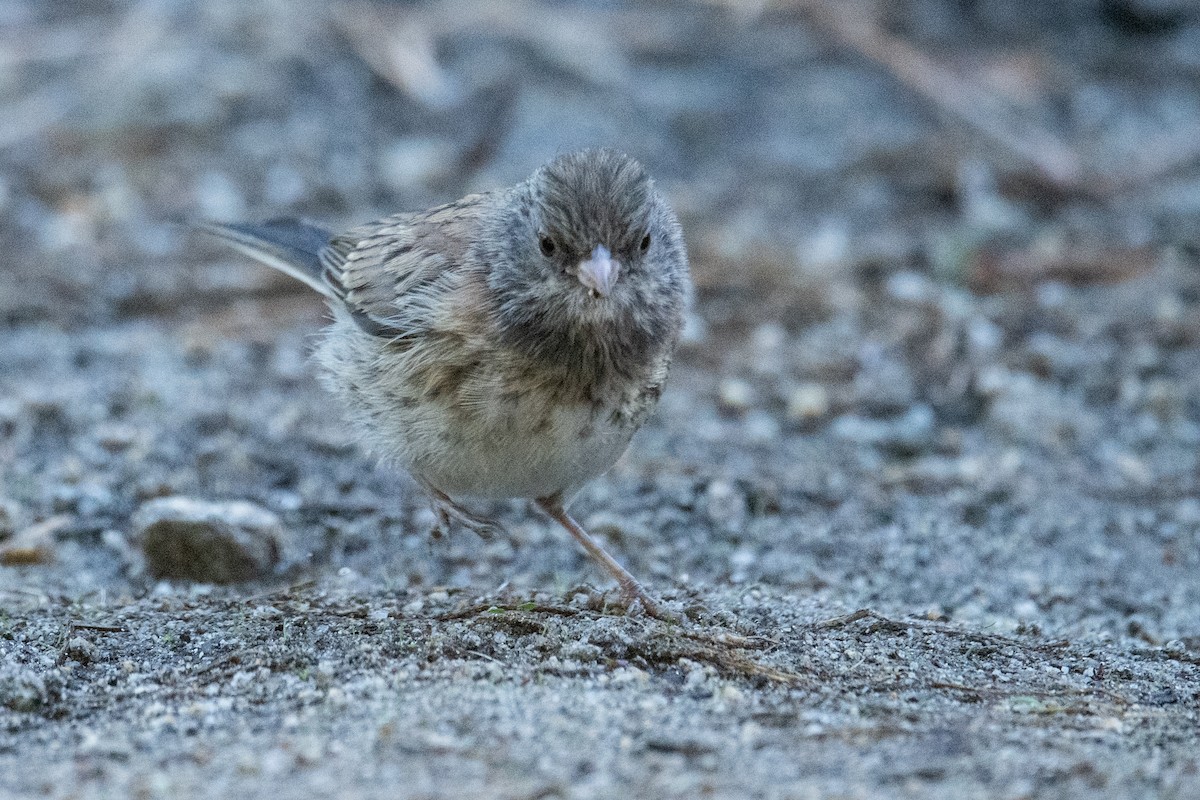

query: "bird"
xmin=196 ymin=149 xmax=691 ymax=618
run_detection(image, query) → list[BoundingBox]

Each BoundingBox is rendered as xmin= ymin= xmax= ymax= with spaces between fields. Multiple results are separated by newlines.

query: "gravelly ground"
xmin=3 ymin=1 xmax=1200 ymax=798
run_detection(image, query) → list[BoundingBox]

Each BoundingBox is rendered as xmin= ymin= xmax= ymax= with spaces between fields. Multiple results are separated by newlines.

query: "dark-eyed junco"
xmin=197 ymin=149 xmax=690 ymax=617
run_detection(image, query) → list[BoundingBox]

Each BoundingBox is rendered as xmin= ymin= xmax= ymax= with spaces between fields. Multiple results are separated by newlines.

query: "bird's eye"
xmin=539 ymin=235 xmax=556 ymax=257
xmin=639 ymin=233 xmax=652 ymax=253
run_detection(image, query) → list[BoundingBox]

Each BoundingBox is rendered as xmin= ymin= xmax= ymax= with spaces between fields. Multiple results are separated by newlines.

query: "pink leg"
xmin=535 ymin=496 xmax=672 ymax=621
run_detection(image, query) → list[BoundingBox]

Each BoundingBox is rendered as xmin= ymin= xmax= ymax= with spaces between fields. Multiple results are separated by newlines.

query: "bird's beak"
xmin=577 ymin=244 xmax=619 ymax=297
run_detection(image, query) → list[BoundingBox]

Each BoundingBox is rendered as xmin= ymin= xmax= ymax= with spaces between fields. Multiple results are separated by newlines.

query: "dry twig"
xmin=702 ymin=0 xmax=1200 ymax=198
xmin=792 ymin=0 xmax=1085 ymax=191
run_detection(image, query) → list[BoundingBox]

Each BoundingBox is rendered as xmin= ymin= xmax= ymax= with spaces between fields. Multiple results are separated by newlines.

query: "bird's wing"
xmin=318 ymin=193 xmax=494 ymax=339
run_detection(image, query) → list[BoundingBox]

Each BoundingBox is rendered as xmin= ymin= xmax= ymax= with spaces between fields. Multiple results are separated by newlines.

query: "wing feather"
xmin=318 ymin=193 xmax=493 ymax=340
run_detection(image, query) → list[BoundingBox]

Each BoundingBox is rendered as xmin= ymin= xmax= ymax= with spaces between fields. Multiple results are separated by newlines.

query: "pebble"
xmin=717 ymin=378 xmax=754 ymax=413
xmin=94 ymin=422 xmax=141 ymax=453
xmin=831 ymin=404 xmax=935 ymax=456
xmin=742 ymin=410 xmax=781 ymax=444
xmin=983 ymin=371 xmax=1101 ymax=447
xmin=885 ymin=270 xmax=935 ymax=303
xmin=378 ymin=137 xmax=455 ymax=192
xmin=853 ymin=353 xmax=917 ymax=415
xmin=193 ymin=170 xmax=246 ymax=220
xmin=0 ymin=668 xmax=62 ymax=713
xmin=263 ymin=162 xmax=307 ymax=206
xmin=786 ymin=382 xmax=830 ymax=422
xmin=51 ymin=483 xmax=116 ymax=517
xmin=132 ymin=497 xmax=282 ymax=583
xmin=0 ymin=514 xmax=68 ymax=566
xmin=63 ymin=636 xmax=98 ymax=665
xmin=705 ymin=479 xmax=747 ymax=533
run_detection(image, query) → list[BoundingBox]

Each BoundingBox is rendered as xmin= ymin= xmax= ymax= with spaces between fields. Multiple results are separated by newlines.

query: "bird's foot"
xmin=535 ymin=497 xmax=678 ymax=623
xmin=423 ymin=484 xmax=505 ymax=541
xmin=614 ymin=578 xmax=677 ymax=623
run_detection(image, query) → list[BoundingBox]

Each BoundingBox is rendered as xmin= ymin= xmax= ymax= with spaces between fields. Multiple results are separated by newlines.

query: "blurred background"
xmin=4 ymin=0 xmax=1200 ymax=326
xmin=4 ymin=0 xmax=1200 ymax=629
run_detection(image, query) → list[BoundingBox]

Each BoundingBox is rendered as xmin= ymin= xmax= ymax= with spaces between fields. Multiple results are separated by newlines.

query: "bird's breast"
xmin=404 ymin=379 xmax=637 ymax=500
xmin=317 ymin=310 xmax=662 ymax=501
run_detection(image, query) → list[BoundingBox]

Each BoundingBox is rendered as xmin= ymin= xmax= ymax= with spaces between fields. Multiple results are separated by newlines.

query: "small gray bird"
xmin=197 ymin=149 xmax=690 ymax=617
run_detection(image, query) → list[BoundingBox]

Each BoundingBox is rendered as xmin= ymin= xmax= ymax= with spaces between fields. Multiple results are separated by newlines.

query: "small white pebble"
xmin=885 ymin=270 xmax=933 ymax=302
xmin=786 ymin=382 xmax=830 ymax=421
xmin=717 ymin=378 xmax=754 ymax=412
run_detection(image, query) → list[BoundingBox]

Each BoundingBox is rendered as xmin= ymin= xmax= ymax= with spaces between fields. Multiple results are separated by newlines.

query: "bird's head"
xmin=488 ymin=149 xmax=690 ymax=378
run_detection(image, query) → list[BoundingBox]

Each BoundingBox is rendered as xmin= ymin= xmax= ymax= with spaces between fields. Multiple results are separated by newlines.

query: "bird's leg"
xmin=420 ymin=481 xmax=505 ymax=540
xmin=429 ymin=505 xmax=450 ymax=540
xmin=535 ymin=496 xmax=672 ymax=621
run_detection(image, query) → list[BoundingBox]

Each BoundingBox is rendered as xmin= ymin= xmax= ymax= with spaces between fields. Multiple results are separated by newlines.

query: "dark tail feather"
xmin=193 ymin=218 xmax=335 ymax=298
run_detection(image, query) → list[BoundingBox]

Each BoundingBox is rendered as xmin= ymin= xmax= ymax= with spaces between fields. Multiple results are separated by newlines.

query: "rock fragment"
xmin=717 ymin=378 xmax=754 ymax=413
xmin=133 ymin=497 xmax=282 ymax=583
xmin=0 ymin=514 xmax=67 ymax=566
xmin=0 ymin=667 xmax=63 ymax=713
xmin=786 ymin=382 xmax=830 ymax=422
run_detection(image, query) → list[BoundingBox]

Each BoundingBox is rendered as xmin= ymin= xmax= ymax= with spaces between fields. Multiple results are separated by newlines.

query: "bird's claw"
xmin=424 ymin=484 xmax=505 ymax=541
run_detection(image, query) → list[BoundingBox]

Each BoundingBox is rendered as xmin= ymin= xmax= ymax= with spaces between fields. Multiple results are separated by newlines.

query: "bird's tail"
xmin=193 ymin=219 xmax=335 ymax=298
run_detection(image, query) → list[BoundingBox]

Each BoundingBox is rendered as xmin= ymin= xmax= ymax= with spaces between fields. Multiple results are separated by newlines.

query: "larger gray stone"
xmin=133 ymin=497 xmax=282 ymax=583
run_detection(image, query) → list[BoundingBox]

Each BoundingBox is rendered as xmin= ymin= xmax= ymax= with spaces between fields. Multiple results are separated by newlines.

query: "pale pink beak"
xmin=577 ymin=244 xmax=619 ymax=297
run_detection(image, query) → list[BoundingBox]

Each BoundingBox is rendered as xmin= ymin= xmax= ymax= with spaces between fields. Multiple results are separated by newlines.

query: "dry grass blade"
xmin=334 ymin=0 xmax=631 ymax=95
xmin=969 ymin=243 xmax=1157 ymax=293
xmin=436 ymin=601 xmax=806 ymax=684
xmin=791 ymin=0 xmax=1084 ymax=191
xmin=332 ymin=1 xmax=457 ymax=107
xmin=928 ymin=681 xmax=1132 ymax=707
xmin=699 ymin=0 xmax=1199 ymax=199
xmin=435 ymin=601 xmax=587 ymax=621
xmin=811 ymin=608 xmax=1072 ymax=653
xmin=69 ymin=623 xmax=128 ymax=633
